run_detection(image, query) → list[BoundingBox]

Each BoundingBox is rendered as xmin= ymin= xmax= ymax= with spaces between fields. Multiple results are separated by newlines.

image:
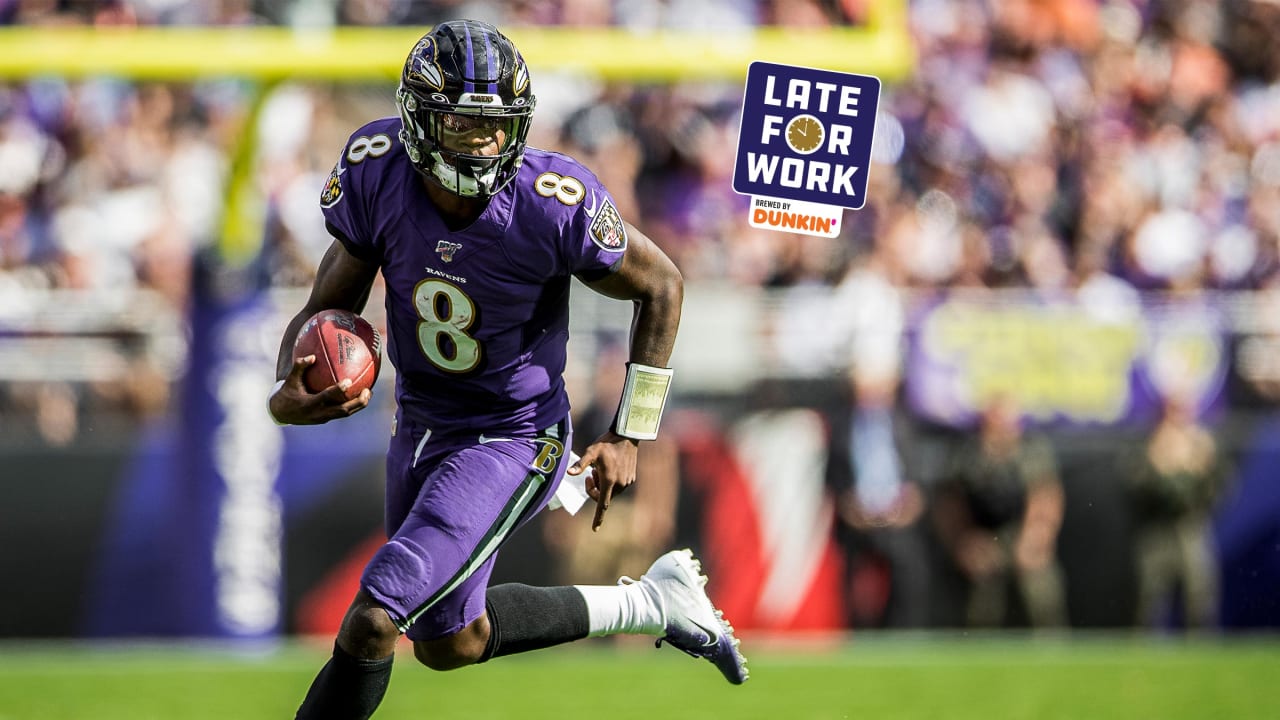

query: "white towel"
xmin=548 ymin=451 xmax=592 ymax=515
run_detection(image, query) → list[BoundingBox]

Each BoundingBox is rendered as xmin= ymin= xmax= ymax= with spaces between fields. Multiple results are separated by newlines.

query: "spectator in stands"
xmin=1126 ymin=392 xmax=1225 ymax=630
xmin=831 ymin=249 xmax=931 ymax=627
xmin=934 ymin=394 xmax=1067 ymax=628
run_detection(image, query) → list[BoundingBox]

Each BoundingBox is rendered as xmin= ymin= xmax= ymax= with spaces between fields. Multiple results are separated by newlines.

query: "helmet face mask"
xmin=397 ymin=21 xmax=536 ymax=199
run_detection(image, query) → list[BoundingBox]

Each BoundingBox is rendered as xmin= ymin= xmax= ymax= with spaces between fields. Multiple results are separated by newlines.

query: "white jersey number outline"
xmin=534 ymin=171 xmax=586 ymax=206
xmin=347 ymin=134 xmax=393 ymax=164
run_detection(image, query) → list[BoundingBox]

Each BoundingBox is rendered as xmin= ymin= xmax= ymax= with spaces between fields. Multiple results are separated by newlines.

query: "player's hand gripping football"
xmin=268 ymin=354 xmax=372 ymax=425
xmin=569 ymin=430 xmax=639 ymax=531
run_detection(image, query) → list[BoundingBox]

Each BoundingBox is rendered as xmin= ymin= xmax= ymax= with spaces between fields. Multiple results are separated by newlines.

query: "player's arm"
xmin=268 ymin=239 xmax=381 ymax=425
xmin=578 ymin=223 xmax=683 ymax=366
xmin=570 ymin=222 xmax=684 ymax=530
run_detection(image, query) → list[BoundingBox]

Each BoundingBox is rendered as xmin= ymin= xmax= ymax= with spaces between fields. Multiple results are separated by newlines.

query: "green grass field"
xmin=0 ymin=634 xmax=1276 ymax=720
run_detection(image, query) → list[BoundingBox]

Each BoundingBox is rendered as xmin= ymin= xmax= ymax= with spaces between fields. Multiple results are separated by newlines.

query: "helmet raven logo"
xmin=406 ymin=37 xmax=444 ymax=90
xmin=513 ymin=61 xmax=529 ymax=96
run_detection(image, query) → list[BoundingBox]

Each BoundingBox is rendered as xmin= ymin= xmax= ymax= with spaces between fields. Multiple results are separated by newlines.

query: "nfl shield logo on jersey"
xmin=436 ymin=240 xmax=463 ymax=262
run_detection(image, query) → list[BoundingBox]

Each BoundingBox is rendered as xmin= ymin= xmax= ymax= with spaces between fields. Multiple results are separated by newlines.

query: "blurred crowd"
xmin=7 ymin=1 xmax=1280 ymax=306
xmin=2 ymin=0 xmax=1279 ymax=628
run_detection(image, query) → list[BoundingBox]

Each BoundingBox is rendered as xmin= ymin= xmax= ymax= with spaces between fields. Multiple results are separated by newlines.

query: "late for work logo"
xmin=732 ymin=62 xmax=881 ymax=237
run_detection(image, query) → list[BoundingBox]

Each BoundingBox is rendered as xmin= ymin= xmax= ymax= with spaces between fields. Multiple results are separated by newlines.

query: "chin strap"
xmin=613 ymin=363 xmax=674 ymax=441
xmin=429 ymin=152 xmax=499 ymax=197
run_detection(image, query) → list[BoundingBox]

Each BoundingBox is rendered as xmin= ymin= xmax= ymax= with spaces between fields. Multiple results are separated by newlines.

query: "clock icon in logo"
xmin=785 ymin=114 xmax=825 ymax=155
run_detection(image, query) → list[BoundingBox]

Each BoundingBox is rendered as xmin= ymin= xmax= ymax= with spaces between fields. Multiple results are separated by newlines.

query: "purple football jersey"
xmin=321 ymin=117 xmax=627 ymax=434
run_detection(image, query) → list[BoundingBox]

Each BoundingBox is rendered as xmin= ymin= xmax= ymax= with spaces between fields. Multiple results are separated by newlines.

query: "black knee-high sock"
xmin=479 ymin=584 xmax=590 ymax=662
xmin=295 ymin=641 xmax=394 ymax=720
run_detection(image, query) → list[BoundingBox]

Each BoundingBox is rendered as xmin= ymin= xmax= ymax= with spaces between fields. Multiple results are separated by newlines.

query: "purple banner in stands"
xmin=904 ymin=294 xmax=1229 ymax=427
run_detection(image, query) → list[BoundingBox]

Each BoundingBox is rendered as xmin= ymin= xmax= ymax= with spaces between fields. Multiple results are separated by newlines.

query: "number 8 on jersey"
xmin=414 ymin=278 xmax=481 ymax=373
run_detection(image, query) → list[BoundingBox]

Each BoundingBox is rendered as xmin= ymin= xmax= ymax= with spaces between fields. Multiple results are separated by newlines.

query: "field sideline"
xmin=0 ymin=633 xmax=1276 ymax=720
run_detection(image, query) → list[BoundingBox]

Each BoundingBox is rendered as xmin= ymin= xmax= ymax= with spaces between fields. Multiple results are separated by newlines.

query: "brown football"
xmin=293 ymin=309 xmax=382 ymax=398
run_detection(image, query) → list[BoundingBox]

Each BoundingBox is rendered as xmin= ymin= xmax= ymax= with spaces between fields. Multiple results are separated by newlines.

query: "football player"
xmin=268 ymin=20 xmax=748 ymax=720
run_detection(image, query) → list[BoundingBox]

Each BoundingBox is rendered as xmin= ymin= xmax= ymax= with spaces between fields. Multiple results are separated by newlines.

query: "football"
xmin=293 ymin=309 xmax=382 ymax=398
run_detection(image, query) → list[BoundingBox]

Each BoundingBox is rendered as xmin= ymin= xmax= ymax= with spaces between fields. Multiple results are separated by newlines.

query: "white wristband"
xmin=266 ymin=379 xmax=287 ymax=426
xmin=614 ymin=363 xmax=673 ymax=441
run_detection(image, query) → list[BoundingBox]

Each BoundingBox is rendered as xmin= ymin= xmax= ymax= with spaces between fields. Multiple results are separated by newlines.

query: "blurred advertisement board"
xmin=905 ymin=294 xmax=1228 ymax=426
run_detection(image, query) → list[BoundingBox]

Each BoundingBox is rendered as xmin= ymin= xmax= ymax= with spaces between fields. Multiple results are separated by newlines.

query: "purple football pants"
xmin=360 ymin=411 xmax=570 ymax=641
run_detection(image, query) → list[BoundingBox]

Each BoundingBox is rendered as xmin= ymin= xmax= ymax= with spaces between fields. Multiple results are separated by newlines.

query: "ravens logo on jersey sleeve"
xmin=320 ymin=164 xmax=345 ymax=208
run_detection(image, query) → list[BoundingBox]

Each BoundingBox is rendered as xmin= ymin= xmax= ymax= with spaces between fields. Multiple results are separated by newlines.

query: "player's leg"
xmin=295 ymin=413 xmax=546 ymax=718
xmin=481 ymin=551 xmax=750 ymax=685
xmin=405 ymin=548 xmax=749 ymax=685
xmin=294 ymin=412 xmax=424 ymax=720
xmin=395 ymin=418 xmax=591 ymax=669
xmin=402 ymin=550 xmax=674 ymax=669
xmin=295 ymin=590 xmax=400 ymax=720
xmin=395 ymin=423 xmax=747 ymax=682
xmin=575 ymin=548 xmax=749 ymax=684
xmin=410 ymin=568 xmax=593 ymax=669
xmin=412 ymin=610 xmax=491 ymax=670
xmin=373 ymin=419 xmax=573 ymax=667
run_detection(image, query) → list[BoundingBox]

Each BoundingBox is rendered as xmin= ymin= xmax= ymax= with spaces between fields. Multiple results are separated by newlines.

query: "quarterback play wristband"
xmin=614 ymin=363 xmax=674 ymax=441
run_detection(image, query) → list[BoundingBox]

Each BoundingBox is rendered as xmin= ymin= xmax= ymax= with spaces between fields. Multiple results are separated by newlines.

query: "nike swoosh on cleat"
xmin=689 ymin=618 xmax=721 ymax=648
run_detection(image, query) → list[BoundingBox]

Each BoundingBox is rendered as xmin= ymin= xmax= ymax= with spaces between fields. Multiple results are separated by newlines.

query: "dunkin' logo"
xmin=748 ymin=197 xmax=841 ymax=238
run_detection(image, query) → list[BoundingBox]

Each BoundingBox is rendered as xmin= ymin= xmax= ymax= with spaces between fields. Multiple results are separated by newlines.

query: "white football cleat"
xmin=621 ymin=548 xmax=749 ymax=684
